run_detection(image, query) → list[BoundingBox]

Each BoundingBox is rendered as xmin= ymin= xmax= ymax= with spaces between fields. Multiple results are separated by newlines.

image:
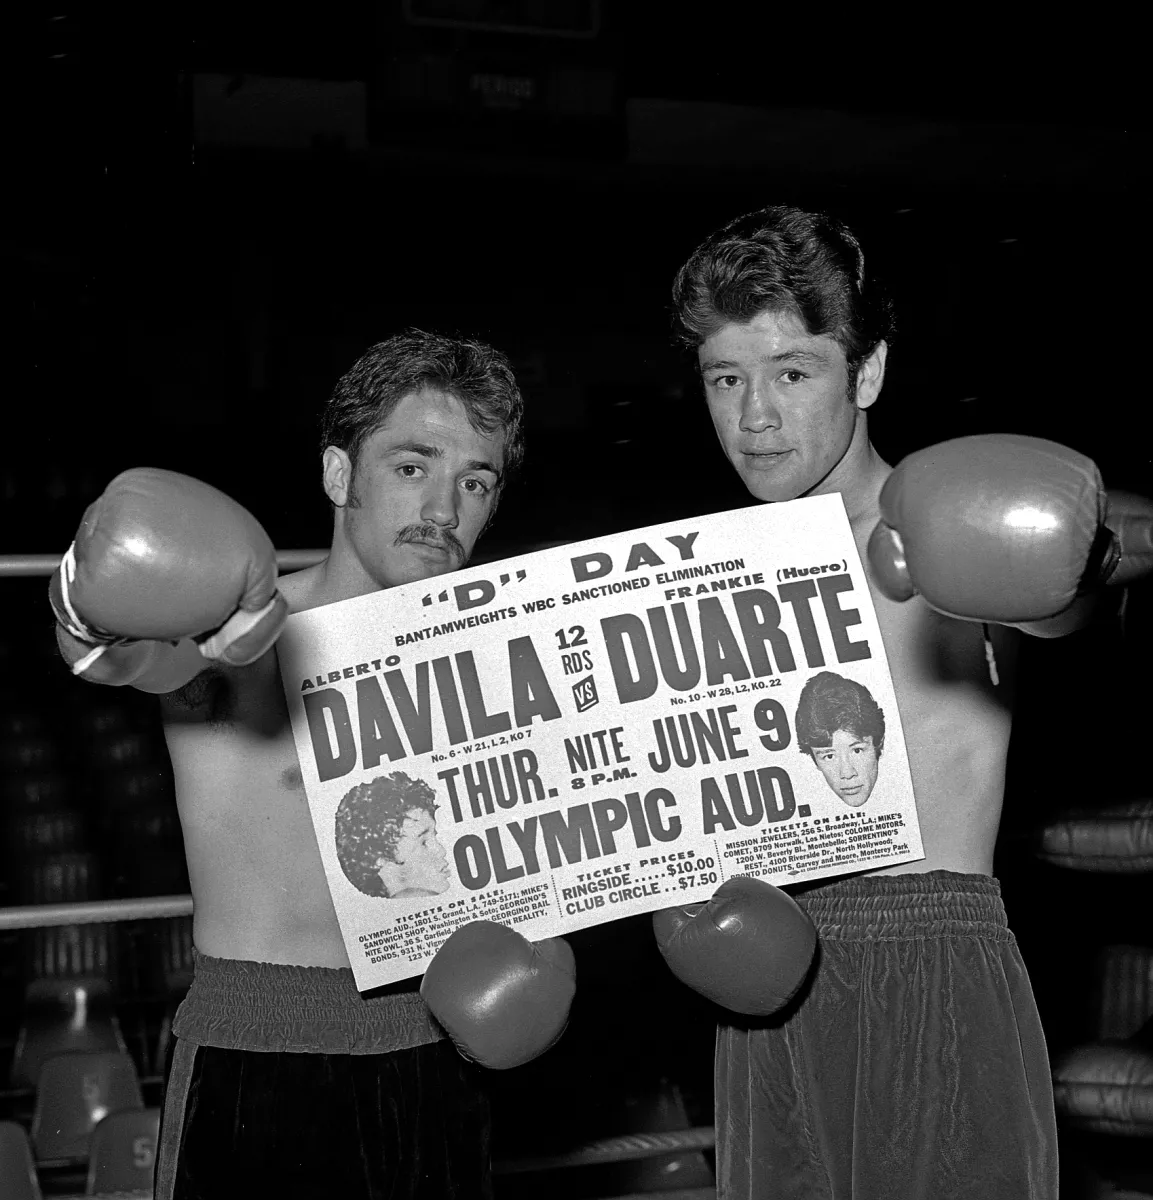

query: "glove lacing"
xmin=55 ymin=542 xmax=126 ymax=676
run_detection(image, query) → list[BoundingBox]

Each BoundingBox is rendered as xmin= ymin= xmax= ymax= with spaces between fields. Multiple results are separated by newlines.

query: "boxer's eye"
xmin=709 ymin=374 xmax=741 ymax=390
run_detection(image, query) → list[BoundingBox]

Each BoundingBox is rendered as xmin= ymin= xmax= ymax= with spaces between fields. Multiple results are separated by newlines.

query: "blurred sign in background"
xmin=2 ymin=5 xmax=1142 ymax=561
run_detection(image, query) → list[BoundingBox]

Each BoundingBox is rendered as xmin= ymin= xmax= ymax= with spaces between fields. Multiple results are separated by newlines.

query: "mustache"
xmin=395 ymin=524 xmax=466 ymax=559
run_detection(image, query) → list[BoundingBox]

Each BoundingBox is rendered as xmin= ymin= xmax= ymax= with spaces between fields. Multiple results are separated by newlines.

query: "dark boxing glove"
xmin=867 ymin=434 xmax=1153 ymax=633
xmin=50 ymin=467 xmax=288 ymax=687
xmin=421 ymin=921 xmax=576 ymax=1069
xmin=653 ymin=877 xmax=817 ymax=1016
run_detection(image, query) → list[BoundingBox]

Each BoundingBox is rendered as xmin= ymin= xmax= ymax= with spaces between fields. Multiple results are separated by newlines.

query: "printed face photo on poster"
xmin=335 ymin=772 xmax=452 ymax=898
xmin=794 ymin=671 xmax=886 ymax=807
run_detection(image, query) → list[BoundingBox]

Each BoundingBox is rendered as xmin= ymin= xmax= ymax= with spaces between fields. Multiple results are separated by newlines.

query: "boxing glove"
xmin=653 ymin=876 xmax=817 ymax=1016
xmin=867 ymin=434 xmax=1153 ymax=629
xmin=50 ymin=468 xmax=288 ymax=687
xmin=421 ymin=922 xmax=576 ymax=1069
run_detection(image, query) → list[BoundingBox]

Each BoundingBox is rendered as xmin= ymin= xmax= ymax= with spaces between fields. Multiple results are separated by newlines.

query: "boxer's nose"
xmin=420 ymin=476 xmax=459 ymax=529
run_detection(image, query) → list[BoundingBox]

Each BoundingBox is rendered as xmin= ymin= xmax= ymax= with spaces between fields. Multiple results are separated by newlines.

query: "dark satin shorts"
xmin=155 ymin=954 xmax=490 ymax=1200
xmin=716 ymin=871 xmax=1058 ymax=1200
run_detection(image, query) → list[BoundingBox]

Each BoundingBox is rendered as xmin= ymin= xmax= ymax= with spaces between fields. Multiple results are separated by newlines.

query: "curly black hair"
xmin=334 ymin=772 xmax=439 ymax=898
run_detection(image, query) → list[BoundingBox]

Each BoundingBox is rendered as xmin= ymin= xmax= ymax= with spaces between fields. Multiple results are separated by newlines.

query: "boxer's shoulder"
xmin=276 ymin=563 xmax=328 ymax=612
xmin=159 ymin=563 xmax=330 ymax=729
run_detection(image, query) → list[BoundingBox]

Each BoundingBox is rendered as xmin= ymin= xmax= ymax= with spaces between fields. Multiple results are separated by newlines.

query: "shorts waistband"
xmin=171 ymin=951 xmax=445 ymax=1055
xmin=787 ymin=870 xmax=1012 ymax=942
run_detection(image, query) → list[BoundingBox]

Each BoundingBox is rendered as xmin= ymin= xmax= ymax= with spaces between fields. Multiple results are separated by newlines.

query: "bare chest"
xmin=159 ymin=655 xmax=315 ymax=848
xmin=866 ymin=578 xmax=1018 ymax=873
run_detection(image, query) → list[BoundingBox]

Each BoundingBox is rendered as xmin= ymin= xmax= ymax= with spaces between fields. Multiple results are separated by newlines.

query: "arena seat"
xmin=1052 ymin=943 xmax=1153 ymax=1140
xmin=1036 ymin=799 xmax=1153 ymax=873
xmin=11 ymin=976 xmax=128 ymax=1092
xmin=1053 ymin=1018 xmax=1153 ymax=1137
xmin=494 ymin=1076 xmax=715 ymax=1199
xmin=7 ymin=838 xmax=125 ymax=1089
xmin=1036 ymin=801 xmax=1153 ymax=1196
xmin=1034 ymin=800 xmax=1153 ymax=1143
xmin=0 ymin=1120 xmax=43 ymax=1200
xmin=30 ymin=1050 xmax=144 ymax=1164
xmin=85 ymin=1106 xmax=160 ymax=1197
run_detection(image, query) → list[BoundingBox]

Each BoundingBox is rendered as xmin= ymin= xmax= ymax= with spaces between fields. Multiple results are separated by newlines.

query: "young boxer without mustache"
xmin=649 ymin=205 xmax=1150 ymax=1199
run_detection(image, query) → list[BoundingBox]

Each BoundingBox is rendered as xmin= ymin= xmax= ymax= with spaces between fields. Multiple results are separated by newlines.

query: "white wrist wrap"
xmin=197 ymin=595 xmax=285 ymax=662
xmin=55 ymin=542 xmax=128 ymax=676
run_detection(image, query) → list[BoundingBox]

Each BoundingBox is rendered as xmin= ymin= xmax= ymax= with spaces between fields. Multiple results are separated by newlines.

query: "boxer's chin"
xmin=839 ymin=790 xmax=869 ymax=808
xmin=737 ymin=452 xmax=803 ymax=503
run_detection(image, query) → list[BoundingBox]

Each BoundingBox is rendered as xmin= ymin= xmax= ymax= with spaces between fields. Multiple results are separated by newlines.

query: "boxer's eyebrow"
xmin=699 ymin=349 xmax=830 ymax=373
xmin=387 ymin=440 xmax=442 ymax=458
xmin=765 ymin=349 xmax=831 ymax=367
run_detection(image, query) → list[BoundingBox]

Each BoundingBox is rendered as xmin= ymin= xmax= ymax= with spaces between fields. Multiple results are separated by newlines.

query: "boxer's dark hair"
xmin=794 ymin=671 xmax=886 ymax=759
xmin=335 ymin=772 xmax=439 ymax=898
xmin=671 ymin=205 xmax=895 ymax=386
xmin=321 ymin=328 xmax=525 ymax=487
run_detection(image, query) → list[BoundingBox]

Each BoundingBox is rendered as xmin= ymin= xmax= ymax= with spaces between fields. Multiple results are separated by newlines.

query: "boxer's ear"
xmin=323 ymin=446 xmax=353 ymax=507
xmin=854 ymin=340 xmax=887 ymax=411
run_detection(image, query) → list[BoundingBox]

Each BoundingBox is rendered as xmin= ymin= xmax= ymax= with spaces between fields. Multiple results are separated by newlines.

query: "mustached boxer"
xmin=648 ymin=206 xmax=1150 ymax=1200
xmin=50 ymin=330 xmax=575 ymax=1200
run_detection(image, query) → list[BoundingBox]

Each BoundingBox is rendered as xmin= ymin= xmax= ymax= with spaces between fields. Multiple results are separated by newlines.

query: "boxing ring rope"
xmin=0 ymin=895 xmax=194 ymax=931
xmin=2 ymin=551 xmax=720 ymax=1191
xmin=0 ymin=551 xmax=327 ymax=932
xmin=0 ymin=550 xmax=328 ymax=577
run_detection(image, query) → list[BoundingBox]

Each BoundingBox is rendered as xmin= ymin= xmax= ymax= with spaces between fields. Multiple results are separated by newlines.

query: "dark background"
xmin=1 ymin=4 xmax=1149 ymax=1194
xmin=3 ymin=5 xmax=1146 ymax=556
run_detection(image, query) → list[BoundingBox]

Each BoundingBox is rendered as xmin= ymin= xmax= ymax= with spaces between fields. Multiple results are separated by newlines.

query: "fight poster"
xmin=277 ymin=494 xmax=923 ymax=991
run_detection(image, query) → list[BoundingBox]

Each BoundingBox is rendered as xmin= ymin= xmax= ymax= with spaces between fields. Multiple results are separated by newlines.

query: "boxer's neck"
xmin=807 ymin=424 xmax=890 ymax=531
